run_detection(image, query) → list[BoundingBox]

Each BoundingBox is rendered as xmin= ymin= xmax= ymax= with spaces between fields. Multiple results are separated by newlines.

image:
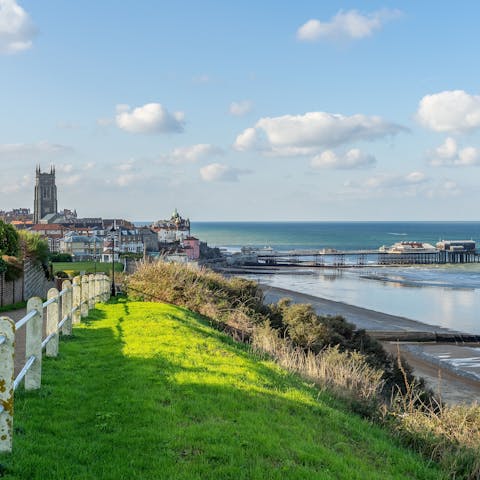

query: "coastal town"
xmin=2 ymin=166 xmax=478 ymax=274
xmin=1 ymin=166 xmax=220 ymax=266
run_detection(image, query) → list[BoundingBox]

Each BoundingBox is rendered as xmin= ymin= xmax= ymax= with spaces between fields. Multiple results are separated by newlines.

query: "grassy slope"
xmin=2 ymin=301 xmax=442 ymax=480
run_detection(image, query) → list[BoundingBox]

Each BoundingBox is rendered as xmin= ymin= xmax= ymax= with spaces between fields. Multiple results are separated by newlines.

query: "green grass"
xmin=0 ymin=300 xmax=26 ymax=312
xmin=1 ymin=300 xmax=444 ymax=479
xmin=52 ymin=261 xmax=123 ymax=275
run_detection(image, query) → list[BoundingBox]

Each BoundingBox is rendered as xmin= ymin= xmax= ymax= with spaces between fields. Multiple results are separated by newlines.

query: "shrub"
xmin=126 ymin=261 xmax=266 ymax=330
xmin=252 ymin=322 xmax=384 ymax=410
xmin=18 ymin=230 xmax=49 ymax=265
xmin=0 ymin=220 xmax=19 ymax=257
xmin=50 ymin=253 xmax=73 ymax=262
xmin=1 ymin=255 xmax=23 ymax=280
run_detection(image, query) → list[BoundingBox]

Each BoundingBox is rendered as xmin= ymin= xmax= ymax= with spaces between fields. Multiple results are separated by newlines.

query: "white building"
xmin=59 ymin=232 xmax=103 ymax=260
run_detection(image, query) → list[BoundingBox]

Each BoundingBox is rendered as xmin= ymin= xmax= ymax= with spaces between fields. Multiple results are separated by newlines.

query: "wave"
xmin=387 ymin=232 xmax=408 ymax=236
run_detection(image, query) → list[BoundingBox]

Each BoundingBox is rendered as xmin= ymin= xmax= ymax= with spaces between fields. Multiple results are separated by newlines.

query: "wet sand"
xmin=261 ymin=284 xmax=480 ymax=405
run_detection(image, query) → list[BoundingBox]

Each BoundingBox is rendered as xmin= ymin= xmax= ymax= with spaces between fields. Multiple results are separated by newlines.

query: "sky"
xmin=1 ymin=0 xmax=480 ymax=221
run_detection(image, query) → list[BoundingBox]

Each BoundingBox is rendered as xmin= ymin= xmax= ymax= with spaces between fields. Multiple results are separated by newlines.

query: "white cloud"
xmin=229 ymin=100 xmax=254 ymax=117
xmin=159 ymin=144 xmax=224 ymax=165
xmin=310 ymin=148 xmax=375 ymax=169
xmin=234 ymin=111 xmax=405 ymax=156
xmin=0 ymin=174 xmax=29 ymax=193
xmin=116 ymin=104 xmax=130 ymax=113
xmin=115 ymin=103 xmax=185 ymax=134
xmin=345 ymin=171 xmax=427 ymax=192
xmin=297 ymin=9 xmax=401 ymax=42
xmin=0 ymin=0 xmax=35 ymax=54
xmin=199 ymin=163 xmax=251 ymax=182
xmin=114 ymin=173 xmax=143 ymax=187
xmin=417 ymin=90 xmax=480 ymax=133
xmin=0 ymin=141 xmax=73 ymax=158
xmin=116 ymin=160 xmax=136 ymax=172
xmin=59 ymin=174 xmax=83 ymax=186
xmin=84 ymin=162 xmax=95 ymax=170
xmin=429 ymin=137 xmax=480 ymax=167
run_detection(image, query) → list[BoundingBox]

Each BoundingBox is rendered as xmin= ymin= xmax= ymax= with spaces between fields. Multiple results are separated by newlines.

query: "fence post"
xmin=88 ymin=274 xmax=95 ymax=310
xmin=103 ymin=274 xmax=110 ymax=301
xmin=46 ymin=288 xmax=60 ymax=357
xmin=25 ymin=297 xmax=43 ymax=390
xmin=72 ymin=275 xmax=81 ymax=325
xmin=0 ymin=316 xmax=15 ymax=453
xmin=94 ymin=274 xmax=100 ymax=303
xmin=61 ymin=280 xmax=72 ymax=336
xmin=81 ymin=275 xmax=89 ymax=318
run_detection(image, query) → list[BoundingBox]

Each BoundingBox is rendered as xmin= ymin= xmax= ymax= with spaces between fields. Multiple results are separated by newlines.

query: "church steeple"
xmin=33 ymin=165 xmax=58 ymax=223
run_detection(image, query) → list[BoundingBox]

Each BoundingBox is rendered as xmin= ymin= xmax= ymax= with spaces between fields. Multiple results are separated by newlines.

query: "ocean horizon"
xmin=181 ymin=221 xmax=480 ymax=335
xmin=187 ymin=221 xmax=480 ymax=252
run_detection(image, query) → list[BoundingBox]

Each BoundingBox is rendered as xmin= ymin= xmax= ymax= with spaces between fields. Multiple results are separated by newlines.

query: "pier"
xmin=234 ymin=240 xmax=480 ymax=267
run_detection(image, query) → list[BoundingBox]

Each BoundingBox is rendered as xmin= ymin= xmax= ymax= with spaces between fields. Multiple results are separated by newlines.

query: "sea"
xmin=185 ymin=221 xmax=480 ymax=335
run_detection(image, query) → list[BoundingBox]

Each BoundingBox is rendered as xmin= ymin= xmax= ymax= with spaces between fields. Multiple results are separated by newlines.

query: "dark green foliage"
xmin=0 ymin=220 xmax=19 ymax=257
xmin=55 ymin=270 xmax=70 ymax=279
xmin=49 ymin=253 xmax=73 ymax=262
xmin=0 ymin=257 xmax=6 ymax=274
xmin=282 ymin=303 xmax=330 ymax=350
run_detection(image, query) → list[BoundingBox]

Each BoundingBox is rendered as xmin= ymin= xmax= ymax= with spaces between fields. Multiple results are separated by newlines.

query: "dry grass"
xmin=125 ymin=261 xmax=266 ymax=329
xmin=252 ymin=322 xmax=384 ymax=406
xmin=382 ymin=355 xmax=480 ymax=479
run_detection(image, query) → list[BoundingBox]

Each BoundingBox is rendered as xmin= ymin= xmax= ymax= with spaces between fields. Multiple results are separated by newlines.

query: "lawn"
xmin=51 ymin=261 xmax=123 ymax=275
xmin=1 ymin=300 xmax=444 ymax=479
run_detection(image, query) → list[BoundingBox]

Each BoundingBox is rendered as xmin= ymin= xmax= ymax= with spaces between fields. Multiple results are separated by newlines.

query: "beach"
xmin=261 ymin=284 xmax=480 ymax=405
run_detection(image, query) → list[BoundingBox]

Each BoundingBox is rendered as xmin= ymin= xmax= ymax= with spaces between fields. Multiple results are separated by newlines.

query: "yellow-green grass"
xmin=1 ymin=301 xmax=443 ymax=479
xmin=52 ymin=261 xmax=123 ymax=275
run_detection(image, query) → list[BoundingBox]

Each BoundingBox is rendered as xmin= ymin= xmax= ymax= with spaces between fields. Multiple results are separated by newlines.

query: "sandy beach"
xmin=261 ymin=284 xmax=480 ymax=405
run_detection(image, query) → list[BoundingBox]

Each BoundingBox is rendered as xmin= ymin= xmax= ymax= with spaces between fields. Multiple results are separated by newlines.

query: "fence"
xmin=0 ymin=273 xmax=111 ymax=453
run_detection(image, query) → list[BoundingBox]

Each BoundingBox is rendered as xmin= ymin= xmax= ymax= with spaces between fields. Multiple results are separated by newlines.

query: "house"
xmin=59 ymin=232 xmax=103 ymax=260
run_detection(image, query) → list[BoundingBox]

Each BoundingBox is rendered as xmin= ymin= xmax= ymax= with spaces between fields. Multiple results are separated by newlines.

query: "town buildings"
xmin=152 ymin=208 xmax=191 ymax=243
xmin=2 ymin=165 xmax=214 ymax=265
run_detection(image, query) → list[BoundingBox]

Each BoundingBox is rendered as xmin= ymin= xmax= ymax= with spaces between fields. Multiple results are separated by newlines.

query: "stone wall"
xmin=23 ymin=259 xmax=54 ymax=300
xmin=0 ymin=273 xmax=23 ymax=307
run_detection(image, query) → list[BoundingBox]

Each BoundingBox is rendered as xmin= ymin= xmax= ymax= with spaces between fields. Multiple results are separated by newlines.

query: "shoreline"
xmin=260 ymin=284 xmax=480 ymax=405
xmin=260 ymin=284 xmax=464 ymax=336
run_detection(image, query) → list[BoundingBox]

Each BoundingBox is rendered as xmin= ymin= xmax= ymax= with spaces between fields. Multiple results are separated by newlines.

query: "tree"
xmin=0 ymin=220 xmax=19 ymax=256
xmin=17 ymin=230 xmax=49 ymax=265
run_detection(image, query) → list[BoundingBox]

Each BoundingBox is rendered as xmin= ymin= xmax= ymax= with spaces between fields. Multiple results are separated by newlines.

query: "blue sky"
xmin=1 ymin=0 xmax=480 ymax=221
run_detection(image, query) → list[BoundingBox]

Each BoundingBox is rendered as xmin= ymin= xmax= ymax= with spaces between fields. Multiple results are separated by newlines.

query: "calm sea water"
xmin=190 ymin=221 xmax=480 ymax=251
xmin=189 ymin=222 xmax=480 ymax=334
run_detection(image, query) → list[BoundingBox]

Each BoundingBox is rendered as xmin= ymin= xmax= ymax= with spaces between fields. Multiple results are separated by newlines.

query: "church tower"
xmin=33 ymin=165 xmax=58 ymax=223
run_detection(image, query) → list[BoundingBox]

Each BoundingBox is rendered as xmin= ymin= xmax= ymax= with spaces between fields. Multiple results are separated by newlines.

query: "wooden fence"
xmin=0 ymin=273 xmax=111 ymax=453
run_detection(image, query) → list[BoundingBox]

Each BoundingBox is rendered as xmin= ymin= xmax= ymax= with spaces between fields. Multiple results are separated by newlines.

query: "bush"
xmin=1 ymin=255 xmax=23 ymax=280
xmin=0 ymin=220 xmax=19 ymax=257
xmin=126 ymin=261 xmax=267 ymax=331
xmin=50 ymin=253 xmax=73 ymax=262
xmin=18 ymin=230 xmax=49 ymax=265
